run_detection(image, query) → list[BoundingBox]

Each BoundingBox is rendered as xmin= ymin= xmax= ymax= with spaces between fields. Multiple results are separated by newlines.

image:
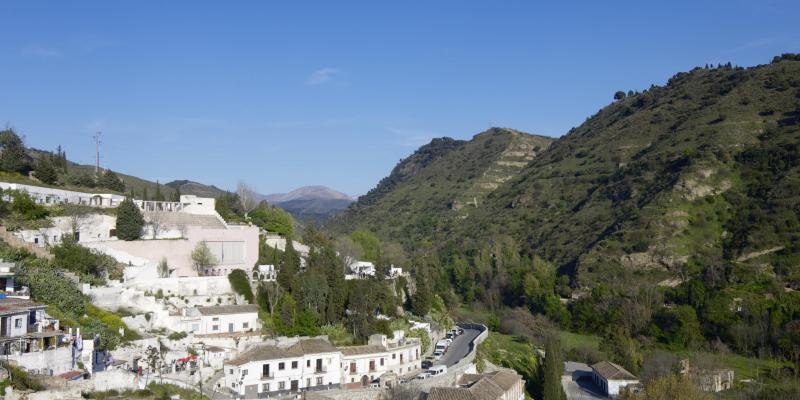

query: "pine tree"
xmin=98 ymin=170 xmax=126 ymax=192
xmin=116 ymin=198 xmax=144 ymax=241
xmin=0 ymin=129 xmax=32 ymax=174
xmin=35 ymin=157 xmax=58 ymax=184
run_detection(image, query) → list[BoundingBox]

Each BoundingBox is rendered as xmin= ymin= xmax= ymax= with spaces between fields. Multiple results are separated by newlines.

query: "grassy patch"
xmin=558 ymin=330 xmax=601 ymax=352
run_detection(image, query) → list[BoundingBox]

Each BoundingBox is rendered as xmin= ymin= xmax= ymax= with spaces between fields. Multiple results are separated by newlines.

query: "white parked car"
xmin=416 ymin=372 xmax=431 ymax=380
xmin=432 ymin=351 xmax=444 ymax=360
xmin=428 ymin=365 xmax=448 ymax=376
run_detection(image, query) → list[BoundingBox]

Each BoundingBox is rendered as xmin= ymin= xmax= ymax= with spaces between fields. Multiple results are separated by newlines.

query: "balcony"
xmin=260 ymin=371 xmax=275 ymax=380
xmin=314 ymin=366 xmax=327 ymax=374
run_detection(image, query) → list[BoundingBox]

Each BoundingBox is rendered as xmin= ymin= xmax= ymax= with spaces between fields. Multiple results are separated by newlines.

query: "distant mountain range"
xmin=166 ymin=180 xmax=353 ymax=222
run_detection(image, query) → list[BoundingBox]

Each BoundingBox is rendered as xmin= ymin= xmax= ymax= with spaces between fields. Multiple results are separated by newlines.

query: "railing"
xmin=314 ymin=366 xmax=327 ymax=374
xmin=260 ymin=371 xmax=275 ymax=380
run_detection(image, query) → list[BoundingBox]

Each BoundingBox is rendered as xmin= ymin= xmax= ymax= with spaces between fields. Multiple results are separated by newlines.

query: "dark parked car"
xmin=421 ymin=360 xmax=433 ymax=369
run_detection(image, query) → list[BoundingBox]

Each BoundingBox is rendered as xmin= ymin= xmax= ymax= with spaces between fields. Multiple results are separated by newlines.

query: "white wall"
xmin=199 ymin=312 xmax=259 ymax=335
xmin=227 ymin=351 xmax=342 ymax=397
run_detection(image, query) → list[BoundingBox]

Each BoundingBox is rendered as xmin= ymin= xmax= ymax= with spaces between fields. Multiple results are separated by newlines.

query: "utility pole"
xmin=92 ymin=131 xmax=102 ymax=176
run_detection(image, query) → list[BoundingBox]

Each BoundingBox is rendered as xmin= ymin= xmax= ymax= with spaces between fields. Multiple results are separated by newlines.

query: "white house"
xmin=339 ymin=331 xmax=421 ymax=389
xmin=224 ymin=339 xmax=342 ymax=399
xmin=254 ymin=265 xmax=277 ymax=282
xmin=0 ymin=262 xmax=28 ymax=299
xmin=591 ymin=361 xmax=640 ymax=398
xmin=345 ymin=261 xmax=376 ymax=280
xmin=0 ymin=298 xmax=97 ymax=376
xmin=184 ymin=304 xmax=260 ymax=335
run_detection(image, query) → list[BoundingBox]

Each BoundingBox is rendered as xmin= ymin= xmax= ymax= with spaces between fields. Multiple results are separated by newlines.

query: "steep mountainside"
xmin=335 ymin=128 xmax=554 ymax=243
xmin=335 ymin=56 xmax=800 ymax=289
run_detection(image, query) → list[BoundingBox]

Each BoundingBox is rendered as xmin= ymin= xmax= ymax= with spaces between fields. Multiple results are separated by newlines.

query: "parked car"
xmin=457 ymin=327 xmax=464 ymax=335
xmin=428 ymin=365 xmax=448 ymax=376
xmin=416 ymin=372 xmax=431 ymax=380
xmin=421 ymin=360 xmax=433 ymax=369
xmin=432 ymin=351 xmax=444 ymax=360
xmin=445 ymin=332 xmax=454 ymax=339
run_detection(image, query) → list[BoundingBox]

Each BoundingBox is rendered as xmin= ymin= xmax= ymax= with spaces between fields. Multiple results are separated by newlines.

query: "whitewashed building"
xmin=591 ymin=361 xmax=640 ymax=397
xmin=184 ymin=304 xmax=260 ymax=335
xmin=224 ymin=339 xmax=341 ymax=399
xmin=0 ymin=182 xmax=124 ymax=207
xmin=339 ymin=331 xmax=421 ymax=389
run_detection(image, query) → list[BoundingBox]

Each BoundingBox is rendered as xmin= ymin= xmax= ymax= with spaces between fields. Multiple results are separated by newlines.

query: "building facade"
xmin=225 ymin=339 xmax=342 ymax=399
xmin=339 ymin=331 xmax=421 ymax=388
xmin=184 ymin=304 xmax=261 ymax=335
xmin=590 ymin=361 xmax=640 ymax=397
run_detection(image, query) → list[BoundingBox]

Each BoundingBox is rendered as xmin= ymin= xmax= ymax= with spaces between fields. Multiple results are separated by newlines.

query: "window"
xmin=380 ymin=358 xmax=384 ymax=366
xmin=242 ymin=369 xmax=248 ymax=376
xmin=392 ymin=353 xmax=396 ymax=359
xmin=291 ymin=361 xmax=298 ymax=369
xmin=349 ymin=362 xmax=356 ymax=373
xmin=262 ymin=383 xmax=270 ymax=392
xmin=14 ymin=319 xmax=22 ymax=328
xmin=212 ymin=317 xmax=219 ymax=322
xmin=306 ymin=378 xmax=311 ymax=387
xmin=229 ymin=369 xmax=234 ymax=375
xmin=316 ymin=377 xmax=323 ymax=385
xmin=212 ymin=325 xmax=219 ymax=331
xmin=278 ymin=381 xmax=285 ymax=390
xmin=278 ymin=362 xmax=285 ymax=370
xmin=243 ymin=322 xmax=249 ymax=329
xmin=306 ymin=360 xmax=311 ymax=367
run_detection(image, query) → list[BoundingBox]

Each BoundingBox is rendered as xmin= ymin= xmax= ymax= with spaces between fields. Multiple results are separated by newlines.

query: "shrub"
xmin=167 ymin=331 xmax=188 ymax=341
xmin=115 ymin=198 xmax=144 ymax=241
xmin=228 ymin=269 xmax=254 ymax=303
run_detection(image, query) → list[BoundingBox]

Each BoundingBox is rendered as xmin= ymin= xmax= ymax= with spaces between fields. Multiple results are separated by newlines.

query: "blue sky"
xmin=1 ymin=1 xmax=798 ymax=196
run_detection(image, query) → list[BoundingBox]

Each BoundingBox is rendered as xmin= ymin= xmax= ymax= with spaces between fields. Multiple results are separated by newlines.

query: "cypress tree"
xmin=278 ymin=239 xmax=299 ymax=291
xmin=542 ymin=337 xmax=567 ymax=400
xmin=116 ymin=198 xmax=144 ymax=241
xmin=172 ymin=185 xmax=181 ymax=202
xmin=412 ymin=267 xmax=432 ymax=316
xmin=154 ymin=181 xmax=164 ymax=201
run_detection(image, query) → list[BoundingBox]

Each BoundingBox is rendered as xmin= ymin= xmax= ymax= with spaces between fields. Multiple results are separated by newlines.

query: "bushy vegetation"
xmin=1 ymin=240 xmax=138 ymax=350
xmin=250 ymin=204 xmax=294 ymax=237
xmin=330 ymin=56 xmax=800 ymax=393
xmin=52 ymin=234 xmax=121 ymax=283
xmin=228 ymin=268 xmax=254 ymax=303
xmin=116 ymin=197 xmax=144 ymax=240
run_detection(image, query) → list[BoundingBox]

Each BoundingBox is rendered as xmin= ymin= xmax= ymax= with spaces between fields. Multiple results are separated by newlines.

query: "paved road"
xmin=436 ymin=326 xmax=482 ymax=367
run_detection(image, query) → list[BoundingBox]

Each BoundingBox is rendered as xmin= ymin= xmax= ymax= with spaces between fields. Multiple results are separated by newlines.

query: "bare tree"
xmin=63 ymin=203 xmax=91 ymax=235
xmin=236 ymin=181 xmax=258 ymax=220
xmin=262 ymin=281 xmax=282 ymax=316
xmin=146 ymin=211 xmax=166 ymax=239
xmin=191 ymin=240 xmax=218 ymax=276
xmin=335 ymin=235 xmax=363 ymax=267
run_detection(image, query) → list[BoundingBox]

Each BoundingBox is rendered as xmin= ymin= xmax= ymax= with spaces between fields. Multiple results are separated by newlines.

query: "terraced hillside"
xmin=334 ymin=127 xmax=553 ymax=245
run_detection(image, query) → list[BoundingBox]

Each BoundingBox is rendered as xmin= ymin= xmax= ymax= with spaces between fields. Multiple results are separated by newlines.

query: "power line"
xmin=92 ymin=131 xmax=102 ymax=176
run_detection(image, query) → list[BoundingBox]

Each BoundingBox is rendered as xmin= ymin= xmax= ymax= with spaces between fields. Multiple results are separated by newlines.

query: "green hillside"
xmin=335 ymin=127 xmax=554 ymax=245
xmin=330 ymin=56 xmax=800 ymax=382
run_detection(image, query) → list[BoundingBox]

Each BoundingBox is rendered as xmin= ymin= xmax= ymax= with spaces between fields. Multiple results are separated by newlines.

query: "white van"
xmin=428 ymin=365 xmax=447 ymax=376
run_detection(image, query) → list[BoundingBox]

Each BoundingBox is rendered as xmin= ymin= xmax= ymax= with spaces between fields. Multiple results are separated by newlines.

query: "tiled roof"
xmin=197 ymin=304 xmax=259 ymax=316
xmin=428 ymin=387 xmax=475 ymax=400
xmin=227 ymin=339 xmax=337 ymax=366
xmin=338 ymin=344 xmax=387 ymax=356
xmin=468 ymin=378 xmax=505 ymax=400
xmin=59 ymin=370 xmax=85 ymax=380
xmin=591 ymin=361 xmax=638 ymax=381
xmin=289 ymin=338 xmax=338 ymax=354
xmin=483 ymin=370 xmax=522 ymax=391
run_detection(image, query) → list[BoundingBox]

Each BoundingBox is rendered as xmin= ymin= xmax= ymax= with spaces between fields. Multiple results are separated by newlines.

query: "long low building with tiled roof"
xmin=224 ymin=332 xmax=421 ymax=398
